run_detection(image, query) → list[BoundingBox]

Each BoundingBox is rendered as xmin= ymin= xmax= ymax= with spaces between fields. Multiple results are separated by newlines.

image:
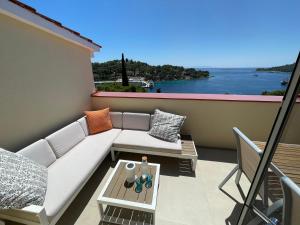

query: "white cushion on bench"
xmin=113 ymin=130 xmax=182 ymax=154
xmin=18 ymin=139 xmax=56 ymax=167
xmin=77 ymin=117 xmax=88 ymax=136
xmin=110 ymin=112 xmax=123 ymax=128
xmin=46 ymin=122 xmax=85 ymax=158
xmin=123 ymin=113 xmax=150 ymax=131
xmin=44 ymin=128 xmax=121 ymax=218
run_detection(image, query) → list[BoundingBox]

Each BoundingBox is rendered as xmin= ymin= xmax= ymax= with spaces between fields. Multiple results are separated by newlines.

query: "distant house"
xmin=0 ymin=0 xmax=101 ymax=150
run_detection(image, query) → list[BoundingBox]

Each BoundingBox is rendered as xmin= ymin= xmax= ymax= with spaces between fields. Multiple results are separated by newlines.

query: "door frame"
xmin=237 ymin=52 xmax=300 ymax=225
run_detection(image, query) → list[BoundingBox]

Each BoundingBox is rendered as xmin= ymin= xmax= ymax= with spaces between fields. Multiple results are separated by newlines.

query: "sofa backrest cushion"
xmin=110 ymin=112 xmax=123 ymax=128
xmin=77 ymin=116 xmax=88 ymax=136
xmin=123 ymin=112 xmax=150 ymax=131
xmin=18 ymin=139 xmax=56 ymax=167
xmin=46 ymin=122 xmax=85 ymax=158
xmin=150 ymin=114 xmax=154 ymax=128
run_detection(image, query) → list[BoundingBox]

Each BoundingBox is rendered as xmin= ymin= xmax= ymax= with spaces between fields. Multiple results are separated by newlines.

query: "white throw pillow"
xmin=148 ymin=109 xmax=186 ymax=142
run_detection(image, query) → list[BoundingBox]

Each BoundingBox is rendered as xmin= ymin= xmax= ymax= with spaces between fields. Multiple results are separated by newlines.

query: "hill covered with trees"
xmin=92 ymin=59 xmax=209 ymax=81
xmin=261 ymin=90 xmax=285 ymax=96
xmin=256 ymin=63 xmax=295 ymax=72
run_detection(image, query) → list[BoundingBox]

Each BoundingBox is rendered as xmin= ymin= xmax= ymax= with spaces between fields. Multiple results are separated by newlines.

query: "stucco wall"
xmin=0 ymin=13 xmax=95 ymax=151
xmin=92 ymin=96 xmax=300 ymax=149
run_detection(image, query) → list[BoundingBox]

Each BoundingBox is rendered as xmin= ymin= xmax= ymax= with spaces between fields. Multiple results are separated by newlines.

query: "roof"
xmin=0 ymin=0 xmax=101 ymax=51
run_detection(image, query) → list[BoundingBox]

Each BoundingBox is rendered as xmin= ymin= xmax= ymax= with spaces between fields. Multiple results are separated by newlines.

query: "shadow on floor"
xmin=222 ymin=190 xmax=270 ymax=225
xmin=197 ymin=147 xmax=237 ymax=164
xmin=117 ymin=152 xmax=196 ymax=177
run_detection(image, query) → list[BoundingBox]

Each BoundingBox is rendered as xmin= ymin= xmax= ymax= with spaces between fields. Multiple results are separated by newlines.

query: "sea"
xmin=149 ymin=68 xmax=291 ymax=95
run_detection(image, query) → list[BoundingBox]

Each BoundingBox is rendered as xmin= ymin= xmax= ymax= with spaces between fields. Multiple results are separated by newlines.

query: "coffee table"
xmin=97 ymin=160 xmax=160 ymax=225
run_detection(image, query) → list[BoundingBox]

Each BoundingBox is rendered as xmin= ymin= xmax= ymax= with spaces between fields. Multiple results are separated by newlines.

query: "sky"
xmin=21 ymin=0 xmax=300 ymax=68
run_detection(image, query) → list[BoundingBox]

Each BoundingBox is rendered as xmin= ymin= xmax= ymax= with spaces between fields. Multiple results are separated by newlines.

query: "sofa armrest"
xmin=21 ymin=205 xmax=44 ymax=214
xmin=0 ymin=205 xmax=49 ymax=225
xmin=24 ymin=205 xmax=48 ymax=225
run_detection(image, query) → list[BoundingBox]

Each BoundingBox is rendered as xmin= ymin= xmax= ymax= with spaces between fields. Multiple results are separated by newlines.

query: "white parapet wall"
xmin=92 ymin=92 xmax=300 ymax=149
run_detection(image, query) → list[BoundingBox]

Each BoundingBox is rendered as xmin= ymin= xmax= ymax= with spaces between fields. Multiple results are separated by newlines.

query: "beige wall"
xmin=92 ymin=97 xmax=300 ymax=149
xmin=0 ymin=13 xmax=95 ymax=151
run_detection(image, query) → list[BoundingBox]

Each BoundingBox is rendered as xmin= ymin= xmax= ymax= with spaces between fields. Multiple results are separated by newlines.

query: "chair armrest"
xmin=270 ymin=162 xmax=285 ymax=178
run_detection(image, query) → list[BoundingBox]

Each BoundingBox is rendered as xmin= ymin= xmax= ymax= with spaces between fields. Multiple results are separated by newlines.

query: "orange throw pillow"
xmin=84 ymin=108 xmax=113 ymax=135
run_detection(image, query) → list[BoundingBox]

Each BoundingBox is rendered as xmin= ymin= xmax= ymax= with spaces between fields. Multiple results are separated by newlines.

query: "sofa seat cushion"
xmin=43 ymin=128 xmax=121 ymax=218
xmin=46 ymin=122 xmax=85 ymax=158
xmin=113 ymin=130 xmax=182 ymax=154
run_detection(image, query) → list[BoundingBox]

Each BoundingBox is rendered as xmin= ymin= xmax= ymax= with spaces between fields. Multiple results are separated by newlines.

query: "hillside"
xmin=256 ymin=63 xmax=295 ymax=72
xmin=92 ymin=59 xmax=209 ymax=81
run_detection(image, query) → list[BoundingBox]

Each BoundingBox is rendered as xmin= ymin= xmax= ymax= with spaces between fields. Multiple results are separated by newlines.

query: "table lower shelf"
xmin=100 ymin=205 xmax=154 ymax=225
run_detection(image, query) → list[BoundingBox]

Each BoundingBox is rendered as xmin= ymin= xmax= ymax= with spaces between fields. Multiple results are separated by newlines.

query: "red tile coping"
xmin=9 ymin=0 xmax=101 ymax=48
xmin=92 ymin=92 xmax=300 ymax=103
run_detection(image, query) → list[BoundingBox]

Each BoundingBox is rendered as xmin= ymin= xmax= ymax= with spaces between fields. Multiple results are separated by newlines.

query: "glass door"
xmin=237 ymin=52 xmax=300 ymax=225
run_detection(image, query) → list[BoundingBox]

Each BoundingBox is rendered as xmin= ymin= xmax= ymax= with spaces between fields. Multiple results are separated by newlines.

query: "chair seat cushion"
xmin=113 ymin=130 xmax=182 ymax=154
xmin=43 ymin=129 xmax=121 ymax=218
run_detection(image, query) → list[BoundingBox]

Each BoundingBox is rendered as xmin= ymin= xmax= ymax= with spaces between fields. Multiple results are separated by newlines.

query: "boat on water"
xmin=121 ymin=78 xmax=154 ymax=88
xmin=281 ymin=80 xmax=288 ymax=85
xmin=95 ymin=78 xmax=154 ymax=88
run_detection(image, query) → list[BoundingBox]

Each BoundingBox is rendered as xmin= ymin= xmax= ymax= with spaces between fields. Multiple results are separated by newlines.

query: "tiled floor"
xmin=7 ymin=148 xmax=252 ymax=225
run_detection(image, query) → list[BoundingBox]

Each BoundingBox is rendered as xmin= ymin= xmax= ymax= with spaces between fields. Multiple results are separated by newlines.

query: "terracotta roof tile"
xmin=9 ymin=0 xmax=102 ymax=48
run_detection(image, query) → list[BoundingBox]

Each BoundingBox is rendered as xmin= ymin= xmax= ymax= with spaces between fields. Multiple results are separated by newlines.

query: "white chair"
xmin=281 ymin=176 xmax=300 ymax=225
xmin=246 ymin=176 xmax=300 ymax=225
xmin=219 ymin=127 xmax=267 ymax=205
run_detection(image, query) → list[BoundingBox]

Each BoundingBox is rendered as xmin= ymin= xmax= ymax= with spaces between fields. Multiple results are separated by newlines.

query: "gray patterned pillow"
xmin=0 ymin=148 xmax=48 ymax=209
xmin=148 ymin=109 xmax=186 ymax=142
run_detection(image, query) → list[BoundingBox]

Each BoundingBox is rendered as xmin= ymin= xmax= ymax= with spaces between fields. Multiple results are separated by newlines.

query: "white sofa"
xmin=0 ymin=112 xmax=194 ymax=225
xmin=111 ymin=113 xmax=197 ymax=171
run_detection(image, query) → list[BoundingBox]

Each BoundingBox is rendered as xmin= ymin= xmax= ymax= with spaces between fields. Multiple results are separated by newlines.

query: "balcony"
xmin=0 ymin=92 xmax=299 ymax=225
xmin=47 ymin=93 xmax=299 ymax=225
xmin=53 ymin=148 xmax=246 ymax=225
xmin=1 ymin=1 xmax=299 ymax=225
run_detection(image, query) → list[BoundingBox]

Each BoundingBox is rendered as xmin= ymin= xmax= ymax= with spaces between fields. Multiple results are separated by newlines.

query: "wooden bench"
xmin=111 ymin=135 xmax=198 ymax=171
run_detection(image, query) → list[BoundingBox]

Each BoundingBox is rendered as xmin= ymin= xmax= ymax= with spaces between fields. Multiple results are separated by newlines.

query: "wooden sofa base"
xmin=111 ymin=147 xmax=198 ymax=171
xmin=111 ymin=135 xmax=198 ymax=171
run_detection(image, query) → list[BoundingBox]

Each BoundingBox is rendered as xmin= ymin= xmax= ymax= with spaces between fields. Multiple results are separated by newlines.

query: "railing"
xmin=91 ymin=92 xmax=300 ymax=149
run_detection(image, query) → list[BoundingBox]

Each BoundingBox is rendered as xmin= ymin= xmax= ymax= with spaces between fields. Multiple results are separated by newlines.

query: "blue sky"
xmin=22 ymin=0 xmax=300 ymax=67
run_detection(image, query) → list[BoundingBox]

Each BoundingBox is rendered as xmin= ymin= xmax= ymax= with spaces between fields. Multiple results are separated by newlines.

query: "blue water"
xmin=149 ymin=68 xmax=291 ymax=95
